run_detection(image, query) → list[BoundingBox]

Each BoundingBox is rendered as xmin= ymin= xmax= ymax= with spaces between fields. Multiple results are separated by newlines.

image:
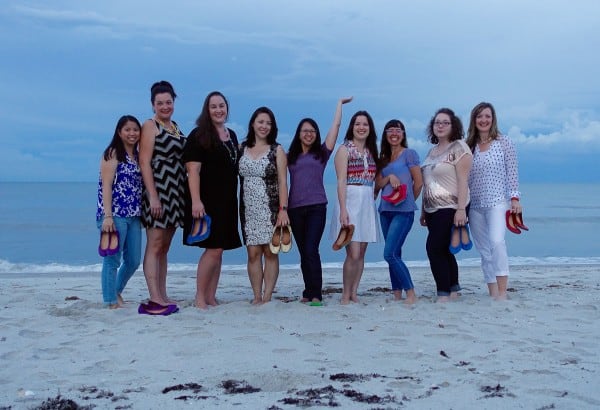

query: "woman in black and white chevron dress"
xmin=139 ymin=80 xmax=186 ymax=311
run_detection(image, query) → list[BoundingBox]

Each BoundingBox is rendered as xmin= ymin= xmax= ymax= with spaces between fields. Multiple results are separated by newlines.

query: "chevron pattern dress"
xmin=142 ymin=121 xmax=187 ymax=229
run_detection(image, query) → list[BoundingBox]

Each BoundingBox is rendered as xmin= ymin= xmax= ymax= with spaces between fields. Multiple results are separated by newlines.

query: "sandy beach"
xmin=1 ymin=264 xmax=598 ymax=409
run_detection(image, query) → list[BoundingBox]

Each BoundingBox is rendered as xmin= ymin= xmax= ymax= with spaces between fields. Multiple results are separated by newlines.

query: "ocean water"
xmin=0 ymin=182 xmax=599 ymax=275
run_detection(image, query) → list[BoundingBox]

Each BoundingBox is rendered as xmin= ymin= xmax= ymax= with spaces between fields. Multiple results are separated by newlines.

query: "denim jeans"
xmin=97 ymin=216 xmax=142 ymax=305
xmin=288 ymin=203 xmax=326 ymax=301
xmin=379 ymin=211 xmax=415 ymax=291
xmin=424 ymin=208 xmax=462 ymax=296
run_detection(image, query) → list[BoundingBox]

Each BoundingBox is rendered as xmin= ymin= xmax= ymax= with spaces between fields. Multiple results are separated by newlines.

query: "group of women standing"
xmin=96 ymin=80 xmax=524 ymax=312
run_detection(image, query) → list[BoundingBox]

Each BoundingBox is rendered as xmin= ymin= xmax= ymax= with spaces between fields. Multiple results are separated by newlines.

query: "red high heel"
xmin=505 ymin=210 xmax=521 ymax=234
xmin=513 ymin=212 xmax=529 ymax=231
xmin=382 ymin=184 xmax=408 ymax=205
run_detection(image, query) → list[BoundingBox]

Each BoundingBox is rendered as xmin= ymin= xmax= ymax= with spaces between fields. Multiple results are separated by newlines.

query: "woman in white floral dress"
xmin=239 ymin=107 xmax=289 ymax=304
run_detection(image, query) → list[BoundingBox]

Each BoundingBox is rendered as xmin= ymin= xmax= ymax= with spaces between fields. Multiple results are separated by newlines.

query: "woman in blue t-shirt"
xmin=375 ymin=120 xmax=423 ymax=304
xmin=287 ymin=97 xmax=352 ymax=305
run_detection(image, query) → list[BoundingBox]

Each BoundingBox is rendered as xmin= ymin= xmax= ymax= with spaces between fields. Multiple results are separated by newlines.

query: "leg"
xmin=116 ymin=217 xmax=142 ymax=302
xmin=262 ymin=244 xmax=280 ymax=303
xmin=246 ymin=245 xmax=264 ymax=304
xmin=381 ymin=212 xmax=416 ymax=303
xmin=289 ymin=206 xmax=309 ymax=300
xmin=98 ymin=219 xmax=120 ymax=307
xmin=341 ymin=241 xmax=368 ymax=304
xmin=143 ymin=227 xmax=175 ymax=306
xmin=301 ymin=204 xmax=327 ymax=301
xmin=425 ymin=209 xmax=456 ymax=299
xmin=195 ymin=248 xmax=224 ymax=309
xmin=496 ymin=275 xmax=509 ymax=300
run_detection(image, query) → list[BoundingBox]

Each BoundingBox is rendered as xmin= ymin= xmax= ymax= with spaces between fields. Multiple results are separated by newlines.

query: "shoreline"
xmin=1 ymin=264 xmax=599 ymax=409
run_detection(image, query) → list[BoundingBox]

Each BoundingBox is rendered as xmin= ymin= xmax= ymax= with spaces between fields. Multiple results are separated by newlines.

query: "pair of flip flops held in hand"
xmin=270 ymin=225 xmax=293 ymax=254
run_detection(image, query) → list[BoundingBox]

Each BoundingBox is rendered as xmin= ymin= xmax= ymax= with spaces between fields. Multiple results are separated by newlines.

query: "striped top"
xmin=345 ymin=140 xmax=376 ymax=186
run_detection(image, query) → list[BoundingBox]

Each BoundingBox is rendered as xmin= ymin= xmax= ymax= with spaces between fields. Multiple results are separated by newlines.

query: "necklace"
xmin=223 ymin=139 xmax=238 ymax=164
xmin=479 ymin=136 xmax=493 ymax=144
xmin=156 ymin=118 xmax=180 ymax=136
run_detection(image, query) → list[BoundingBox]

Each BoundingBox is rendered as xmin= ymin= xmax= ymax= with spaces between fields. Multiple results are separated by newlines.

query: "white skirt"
xmin=329 ymin=185 xmax=381 ymax=243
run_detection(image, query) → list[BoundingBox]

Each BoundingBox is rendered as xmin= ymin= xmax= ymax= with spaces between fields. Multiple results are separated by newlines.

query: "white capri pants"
xmin=469 ymin=203 xmax=510 ymax=283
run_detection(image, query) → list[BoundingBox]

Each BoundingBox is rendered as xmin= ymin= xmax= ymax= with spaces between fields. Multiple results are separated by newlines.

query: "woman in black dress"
xmin=183 ymin=91 xmax=242 ymax=309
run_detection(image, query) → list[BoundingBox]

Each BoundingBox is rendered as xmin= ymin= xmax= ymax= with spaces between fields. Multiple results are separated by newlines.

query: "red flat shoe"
xmin=505 ymin=210 xmax=521 ymax=234
xmin=382 ymin=184 xmax=408 ymax=205
xmin=513 ymin=212 xmax=529 ymax=231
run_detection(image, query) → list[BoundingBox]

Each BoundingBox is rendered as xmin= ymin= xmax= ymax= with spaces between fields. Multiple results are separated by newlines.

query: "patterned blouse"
xmin=96 ymin=153 xmax=142 ymax=219
xmin=468 ymin=134 xmax=520 ymax=208
xmin=345 ymin=140 xmax=376 ymax=186
xmin=421 ymin=140 xmax=472 ymax=213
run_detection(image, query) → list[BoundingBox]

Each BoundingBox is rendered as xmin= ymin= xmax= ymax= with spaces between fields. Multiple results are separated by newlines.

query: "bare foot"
xmin=403 ymin=290 xmax=417 ymax=305
xmin=494 ymin=293 xmax=508 ymax=301
xmin=250 ymin=298 xmax=263 ymax=305
xmin=340 ymin=297 xmax=351 ymax=305
xmin=194 ymin=297 xmax=209 ymax=309
xmin=108 ymin=303 xmax=120 ymax=309
xmin=300 ymin=298 xmax=310 ymax=303
xmin=450 ymin=291 xmax=461 ymax=300
xmin=436 ymin=296 xmax=450 ymax=303
xmin=117 ymin=294 xmax=124 ymax=306
xmin=393 ymin=290 xmax=403 ymax=301
xmin=350 ymin=295 xmax=360 ymax=303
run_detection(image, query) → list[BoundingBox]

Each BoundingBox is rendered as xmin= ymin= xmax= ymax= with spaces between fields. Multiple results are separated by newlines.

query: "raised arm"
xmin=324 ymin=97 xmax=353 ymax=151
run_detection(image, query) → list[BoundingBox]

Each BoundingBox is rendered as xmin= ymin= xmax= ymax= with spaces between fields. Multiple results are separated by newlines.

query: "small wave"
xmin=1 ymin=257 xmax=599 ymax=275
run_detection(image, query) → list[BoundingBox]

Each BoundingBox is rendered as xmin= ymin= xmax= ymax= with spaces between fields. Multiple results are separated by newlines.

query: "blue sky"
xmin=1 ymin=1 xmax=599 ymax=183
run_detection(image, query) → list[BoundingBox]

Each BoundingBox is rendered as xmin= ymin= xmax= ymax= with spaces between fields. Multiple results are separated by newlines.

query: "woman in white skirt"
xmin=330 ymin=110 xmax=381 ymax=304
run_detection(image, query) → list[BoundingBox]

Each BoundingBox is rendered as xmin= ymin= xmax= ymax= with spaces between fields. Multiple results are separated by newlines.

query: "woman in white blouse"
xmin=466 ymin=102 xmax=522 ymax=300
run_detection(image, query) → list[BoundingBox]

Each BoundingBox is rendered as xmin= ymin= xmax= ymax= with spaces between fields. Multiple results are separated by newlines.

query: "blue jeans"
xmin=97 ymin=216 xmax=142 ymax=305
xmin=288 ymin=203 xmax=326 ymax=301
xmin=379 ymin=211 xmax=415 ymax=291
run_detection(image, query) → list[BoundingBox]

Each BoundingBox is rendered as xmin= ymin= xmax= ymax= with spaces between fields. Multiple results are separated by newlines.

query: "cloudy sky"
xmin=1 ymin=0 xmax=599 ymax=183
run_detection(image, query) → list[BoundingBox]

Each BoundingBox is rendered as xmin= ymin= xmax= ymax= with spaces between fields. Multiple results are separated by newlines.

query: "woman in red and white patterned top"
xmin=330 ymin=110 xmax=380 ymax=304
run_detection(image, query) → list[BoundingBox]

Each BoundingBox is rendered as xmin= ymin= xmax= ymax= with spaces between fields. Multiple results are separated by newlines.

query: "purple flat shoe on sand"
xmin=138 ymin=302 xmax=179 ymax=316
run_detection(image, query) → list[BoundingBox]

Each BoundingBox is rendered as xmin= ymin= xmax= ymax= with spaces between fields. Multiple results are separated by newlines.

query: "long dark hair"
xmin=287 ymin=118 xmax=326 ymax=165
xmin=244 ymin=107 xmax=278 ymax=147
xmin=344 ymin=110 xmax=379 ymax=162
xmin=150 ymin=80 xmax=176 ymax=104
xmin=378 ymin=119 xmax=408 ymax=171
xmin=103 ymin=115 xmax=141 ymax=162
xmin=426 ymin=107 xmax=464 ymax=144
xmin=193 ymin=91 xmax=229 ymax=150
xmin=466 ymin=102 xmax=500 ymax=151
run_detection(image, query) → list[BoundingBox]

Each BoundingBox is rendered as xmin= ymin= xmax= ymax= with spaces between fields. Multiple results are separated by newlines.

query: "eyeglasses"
xmin=301 ymin=129 xmax=316 ymax=134
xmin=385 ymin=128 xmax=404 ymax=134
xmin=434 ymin=121 xmax=451 ymax=127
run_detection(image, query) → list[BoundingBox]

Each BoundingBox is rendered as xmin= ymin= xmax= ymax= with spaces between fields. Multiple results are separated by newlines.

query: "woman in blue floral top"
xmin=96 ymin=115 xmax=143 ymax=308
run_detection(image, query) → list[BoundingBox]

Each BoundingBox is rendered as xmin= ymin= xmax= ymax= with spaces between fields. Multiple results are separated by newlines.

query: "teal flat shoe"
xmin=461 ymin=224 xmax=473 ymax=251
xmin=449 ymin=225 xmax=462 ymax=254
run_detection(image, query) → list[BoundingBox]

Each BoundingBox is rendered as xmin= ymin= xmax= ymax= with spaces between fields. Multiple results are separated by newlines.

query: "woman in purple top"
xmin=375 ymin=120 xmax=423 ymax=304
xmin=287 ymin=97 xmax=353 ymax=304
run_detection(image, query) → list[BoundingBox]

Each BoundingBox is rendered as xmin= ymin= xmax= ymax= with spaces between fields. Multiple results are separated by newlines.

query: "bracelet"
xmin=279 ymin=205 xmax=287 ymax=211
xmin=105 ymin=215 xmax=113 ymax=218
xmin=511 ymin=197 xmax=520 ymax=201
xmin=456 ymin=208 xmax=465 ymax=211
